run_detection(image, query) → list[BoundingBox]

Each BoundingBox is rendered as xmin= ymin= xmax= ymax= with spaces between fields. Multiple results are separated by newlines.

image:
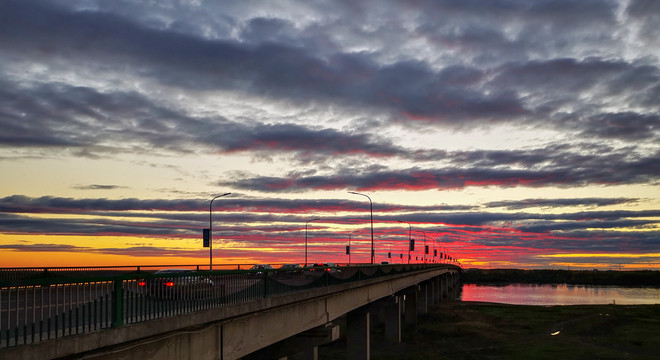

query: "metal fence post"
xmin=111 ymin=280 xmax=124 ymax=328
xmin=263 ymin=271 xmax=269 ymax=298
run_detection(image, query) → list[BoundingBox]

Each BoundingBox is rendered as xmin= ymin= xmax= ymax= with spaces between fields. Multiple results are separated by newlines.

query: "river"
xmin=460 ymin=283 xmax=660 ymax=305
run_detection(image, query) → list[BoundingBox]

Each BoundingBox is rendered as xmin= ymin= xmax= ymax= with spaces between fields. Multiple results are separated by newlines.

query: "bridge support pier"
xmin=451 ymin=273 xmax=460 ymax=299
xmin=426 ymin=281 xmax=434 ymax=308
xmin=242 ymin=324 xmax=339 ymax=360
xmin=432 ymin=277 xmax=441 ymax=305
xmin=403 ymin=287 xmax=417 ymax=325
xmin=382 ymin=296 xmax=402 ymax=343
xmin=346 ymin=307 xmax=370 ymax=360
xmin=417 ymin=284 xmax=428 ymax=315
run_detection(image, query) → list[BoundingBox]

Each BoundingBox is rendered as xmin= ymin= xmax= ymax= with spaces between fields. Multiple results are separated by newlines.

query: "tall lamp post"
xmin=305 ymin=218 xmax=320 ymax=266
xmin=349 ymin=191 xmax=374 ymax=264
xmin=398 ymin=220 xmax=412 ymax=264
xmin=209 ymin=193 xmax=231 ymax=270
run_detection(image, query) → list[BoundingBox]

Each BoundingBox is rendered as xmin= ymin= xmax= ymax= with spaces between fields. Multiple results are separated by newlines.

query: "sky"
xmin=1 ymin=0 xmax=659 ymax=270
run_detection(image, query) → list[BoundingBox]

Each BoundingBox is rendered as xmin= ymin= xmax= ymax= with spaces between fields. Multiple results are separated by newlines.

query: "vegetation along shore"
xmin=320 ymin=302 xmax=660 ymax=360
xmin=318 ymin=269 xmax=660 ymax=359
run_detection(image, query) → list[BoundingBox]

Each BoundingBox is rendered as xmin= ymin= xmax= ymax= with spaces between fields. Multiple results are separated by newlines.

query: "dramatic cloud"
xmin=484 ymin=197 xmax=640 ymax=210
xmin=1 ymin=197 xmax=657 ymax=264
xmin=1 ymin=0 xmax=658 ymax=269
xmin=0 ymin=195 xmax=453 ymax=214
xmin=219 ymin=154 xmax=660 ymax=192
xmin=2 ymin=1 xmax=658 ymax=134
xmin=73 ymin=184 xmax=127 ymax=190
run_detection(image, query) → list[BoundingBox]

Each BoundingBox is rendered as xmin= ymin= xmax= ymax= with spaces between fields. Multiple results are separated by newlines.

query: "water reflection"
xmin=460 ymin=283 xmax=660 ymax=305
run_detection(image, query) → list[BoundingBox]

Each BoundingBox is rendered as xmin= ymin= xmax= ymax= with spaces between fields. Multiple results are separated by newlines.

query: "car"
xmin=279 ymin=264 xmax=303 ymax=272
xmin=323 ymin=262 xmax=341 ymax=273
xmin=306 ymin=262 xmax=326 ymax=271
xmin=307 ymin=262 xmax=341 ymax=273
xmin=138 ymin=269 xmax=213 ymax=298
xmin=249 ymin=264 xmax=274 ymax=275
xmin=276 ymin=264 xmax=304 ymax=278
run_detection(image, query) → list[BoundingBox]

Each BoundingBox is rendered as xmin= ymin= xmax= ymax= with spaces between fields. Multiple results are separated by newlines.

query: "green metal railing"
xmin=0 ymin=263 xmax=453 ymax=349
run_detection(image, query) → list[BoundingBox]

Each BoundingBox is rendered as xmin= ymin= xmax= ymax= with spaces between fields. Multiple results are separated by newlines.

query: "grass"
xmin=319 ymin=302 xmax=660 ymax=359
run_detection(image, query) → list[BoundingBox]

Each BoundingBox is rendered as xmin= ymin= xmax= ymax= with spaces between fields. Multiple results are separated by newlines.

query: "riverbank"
xmin=462 ymin=268 xmax=660 ymax=286
xmin=319 ymin=302 xmax=660 ymax=359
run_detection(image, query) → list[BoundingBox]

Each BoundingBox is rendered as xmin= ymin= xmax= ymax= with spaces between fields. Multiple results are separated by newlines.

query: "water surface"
xmin=460 ymin=283 xmax=660 ymax=305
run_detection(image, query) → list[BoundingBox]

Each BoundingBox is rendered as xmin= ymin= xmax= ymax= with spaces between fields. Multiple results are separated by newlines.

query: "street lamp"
xmin=209 ymin=193 xmax=231 ymax=270
xmin=398 ymin=220 xmax=412 ymax=264
xmin=349 ymin=191 xmax=374 ymax=264
xmin=305 ymin=218 xmax=320 ymax=266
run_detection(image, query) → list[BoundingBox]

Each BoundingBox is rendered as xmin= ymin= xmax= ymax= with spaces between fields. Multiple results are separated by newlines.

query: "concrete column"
xmin=433 ymin=277 xmax=441 ymax=305
xmin=347 ymin=308 xmax=370 ymax=360
xmin=426 ymin=279 xmax=435 ymax=310
xmin=427 ymin=281 xmax=435 ymax=308
xmin=403 ymin=288 xmax=417 ymax=325
xmin=447 ymin=274 xmax=453 ymax=300
xmin=451 ymin=273 xmax=459 ymax=300
xmin=370 ymin=300 xmax=385 ymax=325
xmin=383 ymin=296 xmax=401 ymax=343
xmin=243 ymin=324 xmax=338 ymax=360
xmin=417 ymin=284 xmax=428 ymax=315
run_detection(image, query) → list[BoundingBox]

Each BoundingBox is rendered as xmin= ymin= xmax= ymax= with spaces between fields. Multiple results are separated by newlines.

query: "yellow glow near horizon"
xmin=548 ymin=262 xmax=660 ymax=270
xmin=0 ymin=233 xmax=194 ymax=248
xmin=537 ymin=253 xmax=660 ymax=259
xmin=0 ymin=251 xmax=212 ymax=268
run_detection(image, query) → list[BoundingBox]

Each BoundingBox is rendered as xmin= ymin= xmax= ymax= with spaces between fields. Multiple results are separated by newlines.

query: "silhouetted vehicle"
xmin=324 ymin=262 xmax=341 ymax=273
xmin=306 ymin=262 xmax=325 ymax=271
xmin=280 ymin=264 xmax=303 ymax=273
xmin=306 ymin=262 xmax=341 ymax=273
xmin=138 ymin=269 xmax=213 ymax=298
xmin=249 ymin=264 xmax=274 ymax=275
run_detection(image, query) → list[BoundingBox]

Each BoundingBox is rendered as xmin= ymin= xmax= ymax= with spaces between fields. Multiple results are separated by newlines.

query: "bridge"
xmin=1 ymin=263 xmax=461 ymax=359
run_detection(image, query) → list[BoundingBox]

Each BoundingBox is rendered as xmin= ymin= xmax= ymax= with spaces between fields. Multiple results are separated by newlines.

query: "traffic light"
xmin=203 ymin=229 xmax=210 ymax=247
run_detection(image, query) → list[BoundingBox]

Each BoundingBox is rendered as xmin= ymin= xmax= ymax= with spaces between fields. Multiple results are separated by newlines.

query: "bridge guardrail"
xmin=0 ymin=264 xmax=265 ymax=287
xmin=0 ymin=263 xmax=457 ymax=349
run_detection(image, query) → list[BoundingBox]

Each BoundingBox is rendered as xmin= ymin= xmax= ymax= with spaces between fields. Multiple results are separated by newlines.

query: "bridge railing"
xmin=0 ymin=264 xmax=285 ymax=286
xmin=0 ymin=263 xmax=455 ymax=349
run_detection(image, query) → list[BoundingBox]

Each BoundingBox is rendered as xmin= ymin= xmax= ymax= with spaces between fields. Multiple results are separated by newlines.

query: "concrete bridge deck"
xmin=1 ymin=264 xmax=461 ymax=359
